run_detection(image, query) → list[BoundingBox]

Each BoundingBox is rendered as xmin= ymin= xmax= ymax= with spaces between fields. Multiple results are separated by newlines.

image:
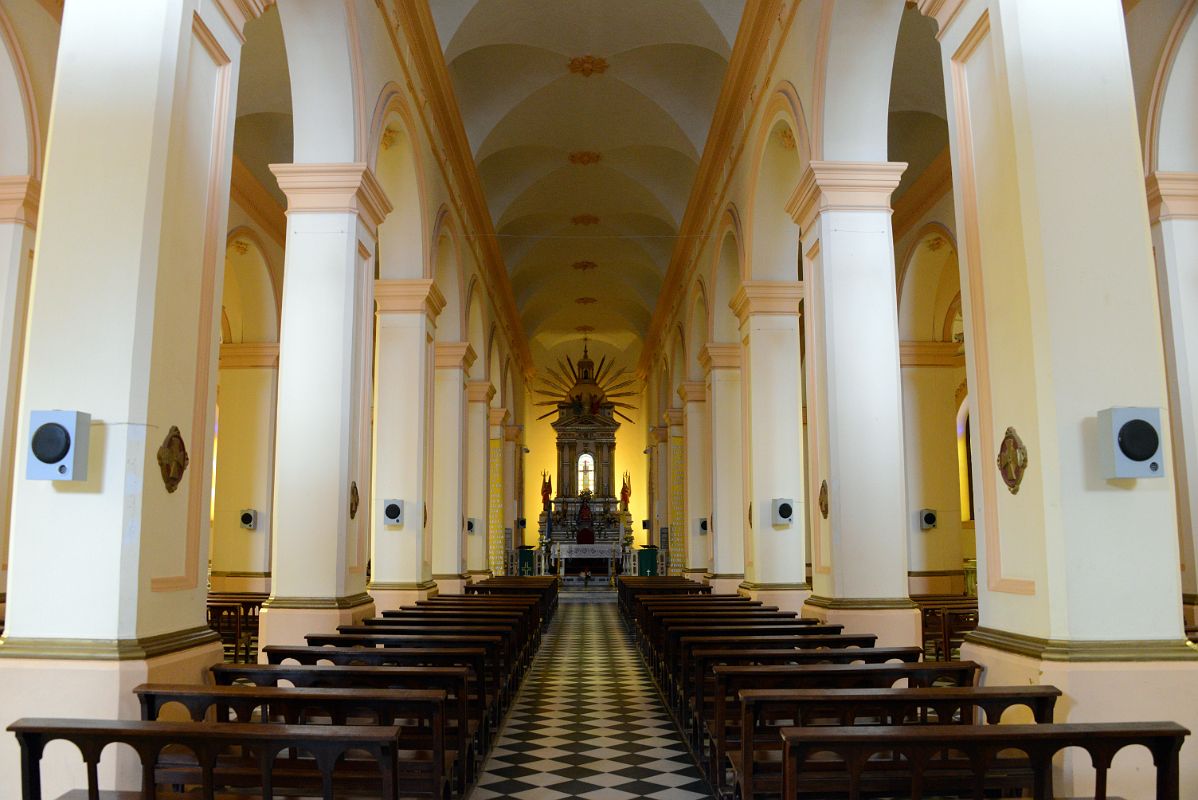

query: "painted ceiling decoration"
xmin=430 ymin=0 xmax=746 ymax=372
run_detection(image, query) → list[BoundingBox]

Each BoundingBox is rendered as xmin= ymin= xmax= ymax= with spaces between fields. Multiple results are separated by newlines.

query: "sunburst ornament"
xmin=575 ymin=296 xmax=597 ymax=305
xmin=532 ymin=338 xmax=640 ymax=425
xmin=572 ymin=261 xmax=598 ymax=272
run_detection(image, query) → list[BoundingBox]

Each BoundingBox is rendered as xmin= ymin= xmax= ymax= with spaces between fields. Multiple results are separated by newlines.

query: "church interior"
xmin=1 ymin=0 xmax=1198 ymax=797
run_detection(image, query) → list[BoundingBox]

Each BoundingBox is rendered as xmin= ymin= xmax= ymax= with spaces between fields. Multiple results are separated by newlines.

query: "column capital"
xmin=664 ymin=408 xmax=684 ymax=428
xmin=899 ymin=341 xmax=965 ymax=368
xmin=652 ymin=425 xmax=669 ymax=444
xmin=213 ymin=0 xmax=277 ymax=43
xmin=465 ymin=379 xmax=495 ymax=404
xmin=678 ymin=381 xmax=706 ymax=404
xmin=488 ymin=407 xmax=510 ymax=427
xmin=218 ymin=342 xmax=279 ymax=369
xmin=0 ymin=176 xmax=40 ymax=227
xmin=700 ymin=343 xmax=740 ymax=372
xmin=504 ymin=423 xmax=523 ymax=442
xmin=787 ymin=161 xmax=906 ymax=233
xmin=375 ymin=279 xmax=446 ymax=320
xmin=434 ymin=341 xmax=476 ymax=371
xmin=915 ymin=0 xmax=966 ymax=41
xmin=731 ymin=281 xmax=804 ymax=326
xmin=269 ymin=163 xmax=393 ymax=235
xmin=1146 ymin=172 xmax=1198 ymax=224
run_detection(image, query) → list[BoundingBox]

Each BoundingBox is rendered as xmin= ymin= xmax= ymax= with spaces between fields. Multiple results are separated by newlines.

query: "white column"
xmin=1147 ymin=173 xmax=1198 ymax=625
xmin=0 ymin=2 xmax=252 ymax=792
xmin=679 ymin=382 xmax=709 ymax=579
xmin=210 ymin=344 xmax=279 ymax=594
xmin=487 ymin=407 xmax=509 ymax=575
xmin=733 ymin=282 xmax=809 ymax=612
xmin=464 ymin=380 xmax=494 ymax=579
xmin=790 ymin=163 xmax=918 ymax=645
xmin=368 ymin=279 xmax=443 ymax=610
xmin=259 ymin=163 xmax=390 ymax=650
xmin=431 ymin=342 xmax=474 ymax=593
xmin=933 ymin=3 xmax=1198 ymax=796
xmin=701 ymin=344 xmax=746 ymax=592
xmin=0 ymin=177 xmax=37 ymax=619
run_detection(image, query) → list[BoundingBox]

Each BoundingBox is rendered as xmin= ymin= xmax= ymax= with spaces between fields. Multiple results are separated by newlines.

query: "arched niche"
xmin=487 ymin=326 xmax=504 ymax=406
xmin=465 ymin=279 xmax=486 ymax=380
xmin=898 ymin=224 xmax=960 ymax=342
xmin=1152 ymin=3 xmax=1198 ymax=171
xmin=669 ymin=328 xmax=686 ymax=409
xmin=710 ymin=218 xmax=743 ymax=343
xmin=685 ymin=281 xmax=709 ymax=382
xmin=432 ymin=209 xmax=465 ymax=342
xmin=0 ymin=6 xmax=37 ymax=176
xmin=748 ymin=88 xmax=809 ymax=280
xmin=222 ymin=231 xmax=279 ymax=344
xmin=371 ymin=87 xmax=426 ymax=279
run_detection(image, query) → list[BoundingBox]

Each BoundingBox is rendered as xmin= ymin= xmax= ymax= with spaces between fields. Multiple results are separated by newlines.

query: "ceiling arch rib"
xmin=431 ymin=1 xmax=745 ymax=372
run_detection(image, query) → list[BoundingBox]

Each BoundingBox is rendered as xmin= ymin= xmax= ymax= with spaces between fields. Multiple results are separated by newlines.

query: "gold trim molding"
xmin=804 ymin=595 xmax=919 ymax=610
xmin=262 ymin=592 xmax=374 ymax=611
xmin=699 ymin=344 xmax=740 ymax=372
xmin=374 ymin=278 xmax=447 ymax=320
xmin=466 ymin=380 xmax=496 ymax=404
xmin=1146 ymin=172 xmax=1198 ymax=223
xmin=966 ymin=626 xmax=1198 ymax=662
xmin=900 ymin=341 xmax=965 ymax=368
xmin=738 ymin=581 xmax=812 ymax=592
xmin=269 ymin=162 xmax=393 ymax=235
xmin=788 ymin=161 xmax=907 ymax=233
xmin=368 ymin=579 xmax=438 ymax=592
xmin=219 ymin=342 xmax=279 ymax=369
xmin=435 ymin=341 xmax=477 ymax=371
xmin=489 ymin=407 xmax=510 ymax=426
xmin=731 ymin=281 xmax=804 ymax=325
xmin=677 ymin=381 xmax=706 ymax=404
xmin=0 ymin=625 xmax=220 ymax=661
xmin=0 ymin=175 xmax=40 ymax=227
xmin=705 ymin=573 xmax=745 ymax=581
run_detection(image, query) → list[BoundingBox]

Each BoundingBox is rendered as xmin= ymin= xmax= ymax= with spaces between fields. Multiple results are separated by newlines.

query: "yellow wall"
xmin=522 ymin=388 xmax=649 ymax=547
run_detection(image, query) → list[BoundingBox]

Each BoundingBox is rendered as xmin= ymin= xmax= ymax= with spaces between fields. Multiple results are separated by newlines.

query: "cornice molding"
xmin=374 ymin=278 xmax=446 ymax=320
xmin=788 ymin=161 xmax=907 ymax=233
xmin=664 ymin=408 xmax=684 ymax=429
xmin=0 ymin=175 xmax=40 ymax=227
xmin=638 ymin=0 xmax=785 ymax=375
xmin=899 ymin=340 xmax=965 ymax=368
xmin=731 ymin=281 xmax=804 ymax=325
xmin=466 ymin=379 xmax=496 ymax=404
xmin=1146 ymin=172 xmax=1198 ymax=223
xmin=391 ymin=0 xmax=533 ymax=373
xmin=269 ymin=162 xmax=393 ymax=235
xmin=916 ymin=0 xmax=968 ymax=40
xmin=652 ymin=425 xmax=669 ymax=444
xmin=699 ymin=343 xmax=740 ymax=372
xmin=230 ymin=156 xmax=285 ymax=246
xmin=434 ymin=341 xmax=477 ymax=371
xmin=219 ymin=342 xmax=279 ymax=369
xmin=678 ymin=381 xmax=706 ymax=404
xmin=892 ymin=148 xmax=952 ymax=240
xmin=488 ymin=407 xmax=510 ymax=426
xmin=212 ymin=0 xmax=275 ymax=43
xmin=504 ymin=423 xmax=523 ymax=442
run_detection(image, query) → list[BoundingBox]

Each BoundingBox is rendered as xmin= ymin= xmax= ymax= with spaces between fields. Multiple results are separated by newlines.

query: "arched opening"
xmin=373 ymin=95 xmax=425 ymax=280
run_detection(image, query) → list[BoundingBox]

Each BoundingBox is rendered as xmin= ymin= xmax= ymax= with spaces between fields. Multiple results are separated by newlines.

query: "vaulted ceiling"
xmin=431 ymin=0 xmax=745 ymax=369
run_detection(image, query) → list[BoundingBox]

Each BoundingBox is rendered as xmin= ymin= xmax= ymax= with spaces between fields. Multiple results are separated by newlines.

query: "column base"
xmin=738 ymin=581 xmax=811 ymax=614
xmin=0 ymin=631 xmax=223 ymax=798
xmin=907 ymin=570 xmax=966 ymax=596
xmin=208 ymin=571 xmax=271 ymax=594
xmin=368 ymin=580 xmax=439 ymax=611
xmin=961 ymin=629 xmax=1198 ymax=798
xmin=705 ymin=573 xmax=744 ymax=594
xmin=465 ymin=570 xmax=493 ymax=583
xmin=802 ymin=596 xmax=921 ymax=648
xmin=681 ymin=567 xmax=707 ymax=581
xmin=433 ymin=574 xmax=470 ymax=595
xmin=257 ymin=593 xmax=375 ymax=660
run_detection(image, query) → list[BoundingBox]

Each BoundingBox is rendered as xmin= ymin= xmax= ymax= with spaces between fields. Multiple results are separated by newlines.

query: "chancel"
xmin=1 ymin=0 xmax=1197 ymax=798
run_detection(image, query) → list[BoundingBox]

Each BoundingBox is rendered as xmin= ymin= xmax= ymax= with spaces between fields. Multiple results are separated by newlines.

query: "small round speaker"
xmin=31 ymin=423 xmax=71 ymax=464
xmin=778 ymin=502 xmax=793 ymax=520
xmin=1118 ymin=419 xmax=1159 ymax=462
xmin=239 ymin=511 xmax=255 ymax=527
xmin=384 ymin=502 xmax=401 ymax=521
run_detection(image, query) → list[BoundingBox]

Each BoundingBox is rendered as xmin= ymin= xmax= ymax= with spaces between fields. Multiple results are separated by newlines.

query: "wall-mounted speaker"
xmin=382 ymin=499 xmax=404 ymax=527
xmin=919 ymin=508 xmax=937 ymax=530
xmin=641 ymin=519 xmax=650 ymax=530
xmin=467 ymin=517 xmax=478 ymax=534
xmin=771 ymin=498 xmax=794 ymax=527
xmin=1097 ymin=407 xmax=1165 ymax=479
xmin=27 ymin=410 xmax=90 ymax=481
xmin=697 ymin=518 xmax=708 ymax=535
xmin=517 ymin=517 xmax=526 ymax=529
xmin=239 ymin=509 xmax=258 ymax=530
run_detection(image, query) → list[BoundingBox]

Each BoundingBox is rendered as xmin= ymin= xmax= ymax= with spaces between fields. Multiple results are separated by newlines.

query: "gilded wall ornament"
xmin=567 ymin=55 xmax=608 ymax=76
xmin=996 ymin=427 xmax=1028 ymax=494
xmin=568 ymin=151 xmax=602 ymax=165
xmin=571 ymin=214 xmax=600 ymax=225
xmin=818 ymin=480 xmax=829 ymax=519
xmin=575 ymin=325 xmax=594 ymax=333
xmin=572 ymin=260 xmax=598 ymax=272
xmin=574 ymin=297 xmax=597 ymax=305
xmin=156 ymin=426 xmax=189 ymax=493
xmin=350 ymin=481 xmax=360 ymax=519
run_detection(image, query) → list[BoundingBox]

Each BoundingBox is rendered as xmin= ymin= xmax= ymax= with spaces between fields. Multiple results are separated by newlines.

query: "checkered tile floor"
xmin=470 ymin=600 xmax=712 ymax=799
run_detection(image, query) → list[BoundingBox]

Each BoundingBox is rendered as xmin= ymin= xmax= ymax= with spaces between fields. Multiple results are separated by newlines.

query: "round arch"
xmin=464 ymin=277 xmax=486 ymax=379
xmin=222 ymin=232 xmax=279 ymax=344
xmin=431 ymin=206 xmax=466 ymax=342
xmin=0 ymin=7 xmax=38 ymax=178
xmin=684 ymin=279 xmax=710 ymax=382
xmin=745 ymin=84 xmax=811 ymax=280
xmin=897 ymin=223 xmax=959 ymax=342
xmin=709 ymin=207 xmax=745 ymax=343
xmin=1145 ymin=0 xmax=1198 ymax=172
xmin=369 ymin=84 xmax=428 ymax=279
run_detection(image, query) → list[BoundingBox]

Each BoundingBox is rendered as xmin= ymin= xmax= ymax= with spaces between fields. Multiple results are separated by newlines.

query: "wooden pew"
xmin=133 ymin=683 xmax=452 ymax=797
xmin=8 ymin=717 xmax=403 ymax=800
xmin=213 ymin=662 xmax=482 ymax=777
xmin=707 ymin=660 xmax=980 ymax=792
xmin=780 ymin=721 xmax=1189 ymax=800
xmin=658 ymin=622 xmax=843 ymax=691
xmin=732 ymin=685 xmax=1061 ymax=800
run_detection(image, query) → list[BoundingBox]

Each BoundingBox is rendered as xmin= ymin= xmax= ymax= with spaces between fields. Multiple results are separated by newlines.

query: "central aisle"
xmin=472 ymin=597 xmax=712 ymax=799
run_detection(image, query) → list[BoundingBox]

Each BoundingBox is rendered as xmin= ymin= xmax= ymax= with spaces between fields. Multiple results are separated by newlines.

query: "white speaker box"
xmin=1097 ymin=407 xmax=1165 ymax=479
xmin=239 ymin=509 xmax=258 ymax=530
xmin=27 ymin=410 xmax=90 ymax=481
xmin=771 ymin=498 xmax=795 ymax=527
xmin=382 ymin=499 xmax=404 ymax=527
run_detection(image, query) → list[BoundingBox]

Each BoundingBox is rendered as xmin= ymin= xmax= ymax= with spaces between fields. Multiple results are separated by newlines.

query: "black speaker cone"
xmin=31 ymin=423 xmax=71 ymax=464
xmin=778 ymin=502 xmax=793 ymax=519
xmin=1118 ymin=419 xmax=1159 ymax=462
xmin=240 ymin=511 xmax=254 ymax=526
xmin=385 ymin=503 xmax=401 ymax=520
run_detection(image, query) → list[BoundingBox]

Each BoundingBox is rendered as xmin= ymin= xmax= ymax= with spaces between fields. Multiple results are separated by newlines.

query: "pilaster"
xmin=430 ymin=343 xmax=474 ymax=591
xmin=700 ymin=343 xmax=745 ymax=583
xmin=465 ymin=380 xmax=494 ymax=577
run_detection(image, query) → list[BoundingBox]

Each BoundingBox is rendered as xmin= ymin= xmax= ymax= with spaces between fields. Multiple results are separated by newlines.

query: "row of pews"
xmin=9 ymin=576 xmax=557 ymax=799
xmin=618 ymin=576 xmax=1190 ymax=800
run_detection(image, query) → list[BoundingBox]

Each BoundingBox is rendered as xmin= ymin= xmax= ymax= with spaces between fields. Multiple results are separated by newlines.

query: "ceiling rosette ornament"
xmin=567 ymin=54 xmax=608 ymax=76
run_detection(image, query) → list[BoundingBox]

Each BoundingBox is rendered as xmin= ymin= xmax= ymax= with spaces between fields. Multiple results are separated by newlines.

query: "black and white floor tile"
xmin=471 ymin=598 xmax=712 ymax=800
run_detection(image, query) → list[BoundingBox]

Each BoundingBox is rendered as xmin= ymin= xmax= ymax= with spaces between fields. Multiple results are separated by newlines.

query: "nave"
xmin=474 ymin=598 xmax=709 ymax=800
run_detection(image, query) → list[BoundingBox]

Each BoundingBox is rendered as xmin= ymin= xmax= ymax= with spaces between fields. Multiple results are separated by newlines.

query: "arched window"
xmin=577 ymin=453 xmax=595 ymax=495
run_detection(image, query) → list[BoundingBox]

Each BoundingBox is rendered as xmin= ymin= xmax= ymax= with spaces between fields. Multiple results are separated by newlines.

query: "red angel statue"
xmin=541 ymin=471 xmax=553 ymax=508
xmin=620 ymin=471 xmax=632 ymax=511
